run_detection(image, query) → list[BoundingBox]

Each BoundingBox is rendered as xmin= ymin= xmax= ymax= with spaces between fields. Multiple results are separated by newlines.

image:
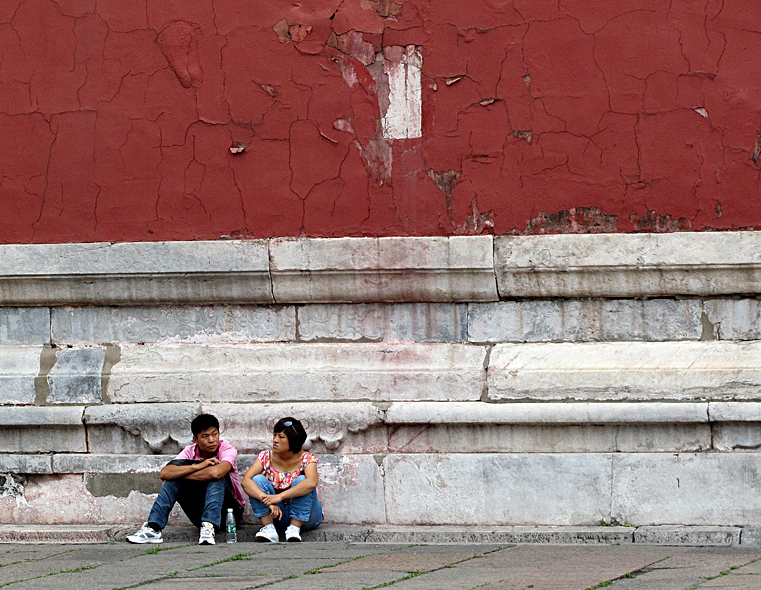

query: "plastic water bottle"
xmin=225 ymin=508 xmax=237 ymax=543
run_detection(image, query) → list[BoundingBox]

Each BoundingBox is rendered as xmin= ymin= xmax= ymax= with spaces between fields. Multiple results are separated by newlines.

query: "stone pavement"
xmin=1 ymin=540 xmax=761 ymax=590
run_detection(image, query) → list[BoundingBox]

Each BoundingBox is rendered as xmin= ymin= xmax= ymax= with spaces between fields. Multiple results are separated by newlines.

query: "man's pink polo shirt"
xmin=176 ymin=439 xmax=246 ymax=508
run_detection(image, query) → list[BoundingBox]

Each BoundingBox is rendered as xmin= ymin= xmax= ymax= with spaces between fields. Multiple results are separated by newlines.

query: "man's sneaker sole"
xmin=126 ymin=536 xmax=162 ymax=544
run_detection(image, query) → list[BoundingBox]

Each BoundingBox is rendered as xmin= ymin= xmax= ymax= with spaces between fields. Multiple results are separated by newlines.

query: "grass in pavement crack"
xmin=134 ymin=543 xmax=194 ymax=557
xmin=187 ymin=552 xmax=253 ymax=570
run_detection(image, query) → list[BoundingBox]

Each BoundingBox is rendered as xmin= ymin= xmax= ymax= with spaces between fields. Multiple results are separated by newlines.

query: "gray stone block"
xmin=612 ymin=454 xmax=761 ymax=525
xmin=0 ymin=240 xmax=273 ymax=305
xmin=271 ymin=236 xmax=498 ymax=303
xmin=383 ymin=453 xmax=613 ymax=526
xmin=317 ymin=454 xmax=386 ymax=524
xmin=467 ymin=301 xmax=564 ymax=342
xmin=47 ymin=347 xmax=105 ymax=404
xmin=52 ymin=454 xmax=170 ymax=474
xmin=0 ymin=345 xmax=42 ymax=405
xmin=0 ymin=407 xmax=84 ymax=453
xmin=298 ymin=303 xmax=467 ymax=342
xmin=0 ymin=308 xmax=49 ymax=345
xmin=468 ymin=299 xmax=703 ymax=343
xmin=0 ymin=454 xmax=53 ymax=474
xmin=634 ymin=525 xmax=740 ymax=546
xmin=712 ymin=423 xmax=761 ymax=452
xmin=107 ymin=343 xmax=487 ymax=403
xmin=388 ymin=423 xmax=711 ymax=453
xmin=84 ymin=403 xmax=201 ymax=454
xmin=600 ymin=299 xmax=702 ymax=341
xmin=52 ymin=305 xmax=296 ymax=344
xmin=741 ymin=525 xmax=761 ymax=545
xmin=495 ymin=232 xmax=761 ymax=298
xmin=488 ymin=341 xmax=761 ymax=401
xmin=705 ymin=299 xmax=761 ymax=340
xmin=206 ymin=402 xmax=386 ymax=454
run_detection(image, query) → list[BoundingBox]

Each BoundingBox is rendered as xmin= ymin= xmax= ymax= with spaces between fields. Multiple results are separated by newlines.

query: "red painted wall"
xmin=2 ymin=0 xmax=761 ymax=242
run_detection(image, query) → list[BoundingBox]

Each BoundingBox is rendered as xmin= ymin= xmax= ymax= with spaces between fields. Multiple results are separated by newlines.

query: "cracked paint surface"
xmin=2 ymin=0 xmax=761 ymax=242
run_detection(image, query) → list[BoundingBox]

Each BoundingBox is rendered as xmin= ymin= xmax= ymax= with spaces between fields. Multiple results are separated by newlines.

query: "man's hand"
xmin=198 ymin=457 xmax=220 ymax=470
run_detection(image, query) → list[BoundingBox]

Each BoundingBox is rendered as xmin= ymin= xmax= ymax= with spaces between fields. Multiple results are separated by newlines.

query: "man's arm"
xmin=159 ymin=458 xmax=232 ymax=481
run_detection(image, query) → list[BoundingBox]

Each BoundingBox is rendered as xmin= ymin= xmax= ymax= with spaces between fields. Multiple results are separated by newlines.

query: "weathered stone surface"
xmin=0 ymin=406 xmax=84 ymax=426
xmin=84 ymin=403 xmax=201 ymax=454
xmin=634 ymin=526 xmax=740 ymax=546
xmin=52 ymin=306 xmax=296 ymax=344
xmin=47 ymin=347 xmax=105 ymax=404
xmin=361 ymin=525 xmax=634 ymax=544
xmin=297 ymin=303 xmax=467 ymax=342
xmin=710 ymin=403 xmax=761 ymax=450
xmin=0 ymin=406 xmax=86 ymax=453
xmin=317 ymin=455 xmax=386 ymax=524
xmin=469 ymin=299 xmax=704 ymax=343
xmin=704 ymin=299 xmax=761 ymax=340
xmin=0 ymin=345 xmax=42 ymax=405
xmin=385 ymin=401 xmax=709 ymax=424
xmin=0 ymin=308 xmax=50 ymax=345
xmin=52 ymin=454 xmax=171 ymax=474
xmin=709 ymin=402 xmax=761 ymax=421
xmin=741 ymin=525 xmax=761 ymax=546
xmin=612 ymin=454 xmax=761 ymax=525
xmin=0 ymin=474 xmax=162 ymax=525
xmin=107 ymin=343 xmax=487 ymax=402
xmin=206 ymin=403 xmax=386 ymax=453
xmin=0 ymin=241 xmax=272 ymax=305
xmin=495 ymin=232 xmax=761 ymax=298
xmin=271 ymin=236 xmax=498 ymax=303
xmin=488 ymin=341 xmax=761 ymax=401
xmin=388 ymin=424 xmax=711 ymax=453
xmin=0 ymin=455 xmax=53 ymax=474
xmin=383 ymin=454 xmax=613 ymax=526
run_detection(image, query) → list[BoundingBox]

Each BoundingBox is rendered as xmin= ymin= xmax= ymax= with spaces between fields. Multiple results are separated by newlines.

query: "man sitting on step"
xmin=127 ymin=413 xmax=245 ymax=545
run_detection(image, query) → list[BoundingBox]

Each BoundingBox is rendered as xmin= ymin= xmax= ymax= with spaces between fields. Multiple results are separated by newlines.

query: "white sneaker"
xmin=199 ymin=522 xmax=216 ymax=545
xmin=126 ymin=523 xmax=163 ymax=544
xmin=255 ymin=524 xmax=279 ymax=543
xmin=285 ymin=524 xmax=302 ymax=542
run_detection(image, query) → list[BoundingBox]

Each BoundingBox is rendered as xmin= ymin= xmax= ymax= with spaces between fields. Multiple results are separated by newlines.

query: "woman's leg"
xmin=286 ymin=475 xmax=323 ymax=532
xmin=248 ymin=474 xmax=283 ymax=526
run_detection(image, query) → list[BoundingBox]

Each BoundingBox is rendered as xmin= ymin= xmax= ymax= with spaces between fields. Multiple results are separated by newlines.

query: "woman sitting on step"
xmin=242 ymin=417 xmax=323 ymax=542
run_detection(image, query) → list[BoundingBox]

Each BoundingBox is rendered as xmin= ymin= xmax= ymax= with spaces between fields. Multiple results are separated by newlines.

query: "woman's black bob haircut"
xmin=274 ymin=417 xmax=307 ymax=453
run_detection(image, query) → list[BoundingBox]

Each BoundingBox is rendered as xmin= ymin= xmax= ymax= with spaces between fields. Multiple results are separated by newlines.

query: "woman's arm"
xmin=241 ymin=458 xmax=265 ymax=499
xmin=264 ymin=461 xmax=318 ymax=504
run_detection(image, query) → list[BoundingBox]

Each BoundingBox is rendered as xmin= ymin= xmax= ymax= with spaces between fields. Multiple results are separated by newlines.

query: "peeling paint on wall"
xmin=2 ymin=0 xmax=761 ymax=242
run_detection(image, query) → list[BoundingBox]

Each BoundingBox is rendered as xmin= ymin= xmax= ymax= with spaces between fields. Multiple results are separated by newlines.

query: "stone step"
xmin=0 ymin=524 xmax=753 ymax=546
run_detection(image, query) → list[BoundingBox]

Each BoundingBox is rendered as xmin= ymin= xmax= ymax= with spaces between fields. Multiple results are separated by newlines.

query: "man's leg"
xmin=127 ymin=479 xmax=182 ymax=543
xmin=146 ymin=480 xmax=182 ymax=530
xmin=200 ymin=478 xmax=226 ymax=531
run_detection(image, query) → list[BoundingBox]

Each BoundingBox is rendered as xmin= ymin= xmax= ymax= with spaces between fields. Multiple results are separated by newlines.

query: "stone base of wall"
xmin=3 ymin=234 xmax=761 ymax=527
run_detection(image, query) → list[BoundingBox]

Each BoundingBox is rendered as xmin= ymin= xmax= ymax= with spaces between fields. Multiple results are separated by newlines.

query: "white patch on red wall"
xmin=381 ymin=46 xmax=422 ymax=140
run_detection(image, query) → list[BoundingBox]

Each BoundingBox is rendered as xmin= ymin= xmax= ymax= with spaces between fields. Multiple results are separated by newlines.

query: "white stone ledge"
xmin=270 ymin=236 xmax=498 ymax=302
xmin=107 ymin=343 xmax=487 ymax=402
xmin=386 ymin=402 xmax=709 ymax=424
xmin=0 ymin=241 xmax=272 ymax=305
xmin=496 ymin=231 xmax=761 ymax=297
xmin=0 ymin=406 xmax=84 ymax=426
xmin=1 ymin=233 xmax=760 ymax=305
xmin=488 ymin=341 xmax=761 ymax=401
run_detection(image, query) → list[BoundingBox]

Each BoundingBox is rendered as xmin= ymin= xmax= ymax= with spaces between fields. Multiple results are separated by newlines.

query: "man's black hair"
xmin=191 ymin=414 xmax=220 ymax=436
xmin=274 ymin=417 xmax=307 ymax=452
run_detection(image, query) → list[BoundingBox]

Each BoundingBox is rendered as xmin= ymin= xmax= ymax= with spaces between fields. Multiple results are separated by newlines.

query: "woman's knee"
xmin=252 ymin=474 xmax=274 ymax=494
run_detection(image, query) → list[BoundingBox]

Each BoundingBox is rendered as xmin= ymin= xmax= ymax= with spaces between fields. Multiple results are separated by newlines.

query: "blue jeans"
xmin=249 ymin=474 xmax=323 ymax=532
xmin=148 ymin=478 xmax=237 ymax=531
